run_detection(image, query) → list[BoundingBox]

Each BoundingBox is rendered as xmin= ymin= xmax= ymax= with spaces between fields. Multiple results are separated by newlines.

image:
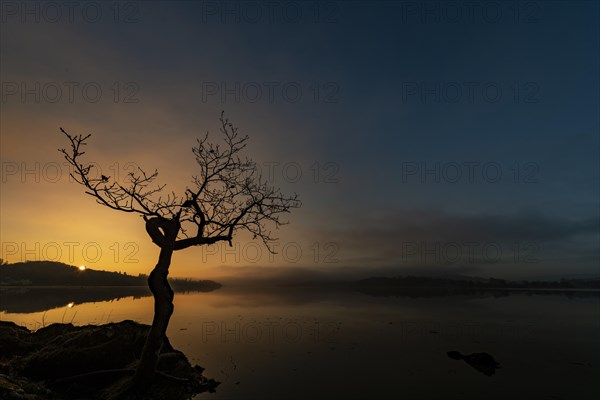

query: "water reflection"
xmin=1 ymin=287 xmax=599 ymax=399
xmin=0 ymin=285 xmax=220 ymax=313
xmin=1 ymin=284 xmax=597 ymax=314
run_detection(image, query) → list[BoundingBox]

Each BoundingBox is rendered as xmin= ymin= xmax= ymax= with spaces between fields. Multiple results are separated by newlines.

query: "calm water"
xmin=1 ymin=287 xmax=599 ymax=399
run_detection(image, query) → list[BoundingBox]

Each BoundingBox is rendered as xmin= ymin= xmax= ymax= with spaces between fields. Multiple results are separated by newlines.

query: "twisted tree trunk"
xmin=132 ymin=217 xmax=180 ymax=390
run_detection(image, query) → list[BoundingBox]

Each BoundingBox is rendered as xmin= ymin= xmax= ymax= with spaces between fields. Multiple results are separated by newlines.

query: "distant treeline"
xmin=355 ymin=276 xmax=600 ymax=289
xmin=0 ymin=261 xmax=222 ymax=291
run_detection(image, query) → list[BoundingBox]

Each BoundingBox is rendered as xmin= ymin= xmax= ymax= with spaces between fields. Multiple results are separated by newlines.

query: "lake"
xmin=1 ymin=286 xmax=598 ymax=399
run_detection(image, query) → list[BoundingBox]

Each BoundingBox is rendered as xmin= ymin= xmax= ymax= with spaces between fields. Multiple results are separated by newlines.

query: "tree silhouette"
xmin=59 ymin=112 xmax=300 ymax=391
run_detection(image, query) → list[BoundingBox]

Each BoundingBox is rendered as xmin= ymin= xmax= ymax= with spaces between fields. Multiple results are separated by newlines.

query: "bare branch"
xmin=176 ymin=112 xmax=301 ymax=252
xmin=59 ymin=128 xmax=176 ymax=218
xmin=60 ymin=112 xmax=301 ymax=253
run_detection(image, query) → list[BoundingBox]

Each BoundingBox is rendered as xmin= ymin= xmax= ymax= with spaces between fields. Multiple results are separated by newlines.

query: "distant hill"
xmin=0 ymin=261 xmax=221 ymax=291
xmin=352 ymin=275 xmax=600 ymax=296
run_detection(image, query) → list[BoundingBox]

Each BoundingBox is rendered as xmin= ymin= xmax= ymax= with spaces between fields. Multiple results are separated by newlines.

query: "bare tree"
xmin=59 ymin=112 xmax=300 ymax=391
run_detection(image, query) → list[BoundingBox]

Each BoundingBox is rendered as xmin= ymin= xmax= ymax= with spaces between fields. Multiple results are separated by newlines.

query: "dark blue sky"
xmin=1 ymin=1 xmax=598 ymax=280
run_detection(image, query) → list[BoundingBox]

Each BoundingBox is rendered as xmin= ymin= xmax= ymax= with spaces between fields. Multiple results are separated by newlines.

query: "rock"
xmin=0 ymin=321 xmax=219 ymax=399
xmin=0 ymin=321 xmax=35 ymax=360
xmin=0 ymin=374 xmax=51 ymax=400
xmin=447 ymin=351 xmax=501 ymax=376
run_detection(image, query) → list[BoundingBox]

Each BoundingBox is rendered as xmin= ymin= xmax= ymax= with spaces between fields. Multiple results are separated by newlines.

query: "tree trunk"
xmin=132 ymin=218 xmax=180 ymax=390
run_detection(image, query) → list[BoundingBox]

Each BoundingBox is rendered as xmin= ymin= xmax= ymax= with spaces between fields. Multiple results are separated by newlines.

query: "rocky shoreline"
xmin=0 ymin=320 xmax=219 ymax=399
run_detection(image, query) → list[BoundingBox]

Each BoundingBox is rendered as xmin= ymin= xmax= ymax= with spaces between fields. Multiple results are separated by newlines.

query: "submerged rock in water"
xmin=447 ymin=350 xmax=501 ymax=376
xmin=0 ymin=320 xmax=219 ymax=399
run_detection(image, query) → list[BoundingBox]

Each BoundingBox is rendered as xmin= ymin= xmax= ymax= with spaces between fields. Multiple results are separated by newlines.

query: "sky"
xmin=1 ymin=1 xmax=598 ymax=281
